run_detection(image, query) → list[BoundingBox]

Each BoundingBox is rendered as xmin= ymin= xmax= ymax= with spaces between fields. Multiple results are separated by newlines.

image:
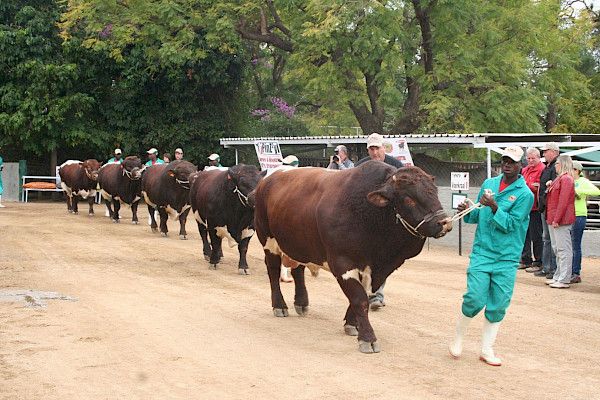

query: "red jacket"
xmin=546 ymin=173 xmax=575 ymax=226
xmin=521 ymin=162 xmax=545 ymax=211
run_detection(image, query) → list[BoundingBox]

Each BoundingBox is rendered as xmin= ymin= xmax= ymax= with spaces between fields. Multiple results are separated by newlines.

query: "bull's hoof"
xmin=203 ymin=255 xmax=210 ymax=261
xmin=209 ymin=264 xmax=218 ymax=270
xmin=88 ymin=212 xmax=94 ymax=216
xmin=238 ymin=268 xmax=250 ymax=275
xmin=132 ymin=220 xmax=139 ymax=225
xmin=273 ymin=308 xmax=289 ymax=317
xmin=160 ymin=232 xmax=167 ymax=237
xmin=179 ymin=235 xmax=187 ymax=240
xmin=112 ymin=219 xmax=120 ymax=224
xmin=151 ymin=227 xmax=158 ymax=233
xmin=344 ymin=324 xmax=359 ymax=336
xmin=358 ymin=340 xmax=381 ymax=354
xmin=73 ymin=211 xmax=79 ymax=215
xmin=294 ymin=305 xmax=309 ymax=316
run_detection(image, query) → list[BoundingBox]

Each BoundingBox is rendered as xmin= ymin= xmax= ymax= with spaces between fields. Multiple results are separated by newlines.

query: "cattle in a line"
xmin=189 ymin=164 xmax=265 ymax=274
xmin=141 ymin=160 xmax=197 ymax=239
xmin=253 ymin=161 xmax=453 ymax=353
xmin=97 ymin=156 xmax=145 ymax=224
xmin=58 ymin=159 xmax=102 ymax=215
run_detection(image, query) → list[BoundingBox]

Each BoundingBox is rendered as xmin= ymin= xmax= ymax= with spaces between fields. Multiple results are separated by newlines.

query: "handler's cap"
xmin=175 ymin=148 xmax=183 ymax=154
xmin=573 ymin=160 xmax=584 ymax=171
xmin=501 ymin=145 xmax=524 ymax=162
xmin=146 ymin=147 xmax=158 ymax=155
xmin=208 ymin=153 xmax=220 ymax=161
xmin=114 ymin=148 xmax=122 ymax=155
xmin=540 ymin=142 xmax=559 ymax=152
xmin=334 ymin=145 xmax=347 ymax=153
xmin=366 ymin=133 xmax=383 ymax=148
xmin=280 ymin=155 xmax=299 ymax=166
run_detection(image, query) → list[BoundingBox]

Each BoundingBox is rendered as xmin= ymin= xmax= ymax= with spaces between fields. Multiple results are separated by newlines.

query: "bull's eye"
xmin=404 ymin=197 xmax=416 ymax=207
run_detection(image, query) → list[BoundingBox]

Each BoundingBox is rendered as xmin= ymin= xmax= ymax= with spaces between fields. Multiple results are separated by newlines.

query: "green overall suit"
xmin=461 ymin=174 xmax=533 ymax=322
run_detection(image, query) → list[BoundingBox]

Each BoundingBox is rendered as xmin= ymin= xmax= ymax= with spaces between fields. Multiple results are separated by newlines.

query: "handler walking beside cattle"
xmin=449 ymin=145 xmax=533 ymax=366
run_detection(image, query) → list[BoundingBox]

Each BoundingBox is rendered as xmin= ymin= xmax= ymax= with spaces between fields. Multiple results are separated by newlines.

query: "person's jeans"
xmin=571 ymin=216 xmax=586 ymax=276
xmin=369 ymin=281 xmax=386 ymax=304
xmin=541 ymin=213 xmax=557 ymax=274
xmin=549 ymin=224 xmax=573 ymax=284
xmin=521 ymin=210 xmax=543 ymax=266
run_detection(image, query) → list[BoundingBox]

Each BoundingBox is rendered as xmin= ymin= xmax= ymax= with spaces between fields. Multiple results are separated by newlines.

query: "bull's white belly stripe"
xmin=60 ymin=182 xmax=72 ymax=197
xmin=133 ymin=195 xmax=141 ymax=203
xmin=100 ymin=189 xmax=112 ymax=201
xmin=241 ymin=228 xmax=254 ymax=240
xmin=75 ymin=189 xmax=93 ymax=198
xmin=264 ymin=237 xmax=329 ymax=277
xmin=216 ymin=226 xmax=237 ymax=248
xmin=193 ymin=210 xmax=206 ymax=225
xmin=142 ymin=191 xmax=156 ymax=208
xmin=165 ymin=205 xmax=179 ymax=219
xmin=342 ymin=266 xmax=373 ymax=295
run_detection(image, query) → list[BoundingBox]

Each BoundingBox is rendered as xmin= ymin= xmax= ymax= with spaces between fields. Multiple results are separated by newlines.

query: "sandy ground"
xmin=1 ymin=201 xmax=600 ymax=400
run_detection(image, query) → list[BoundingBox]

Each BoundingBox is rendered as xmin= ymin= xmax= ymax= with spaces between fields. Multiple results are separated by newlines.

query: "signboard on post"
xmin=451 ymin=172 xmax=470 ymax=191
xmin=387 ymin=138 xmax=414 ymax=166
xmin=254 ymin=140 xmax=283 ymax=171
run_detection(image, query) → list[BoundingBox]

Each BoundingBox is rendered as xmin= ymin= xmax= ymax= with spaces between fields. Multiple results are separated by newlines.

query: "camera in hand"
xmin=332 ymin=154 xmax=339 ymax=162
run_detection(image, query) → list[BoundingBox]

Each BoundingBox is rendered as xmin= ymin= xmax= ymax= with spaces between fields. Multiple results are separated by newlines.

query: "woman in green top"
xmin=570 ymin=161 xmax=600 ymax=283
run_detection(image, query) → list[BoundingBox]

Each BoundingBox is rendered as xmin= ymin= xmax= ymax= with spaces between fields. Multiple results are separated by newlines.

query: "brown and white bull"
xmin=97 ymin=156 xmax=145 ymax=224
xmin=189 ymin=164 xmax=265 ymax=274
xmin=253 ymin=161 xmax=452 ymax=353
xmin=58 ymin=159 xmax=102 ymax=215
xmin=141 ymin=160 xmax=197 ymax=239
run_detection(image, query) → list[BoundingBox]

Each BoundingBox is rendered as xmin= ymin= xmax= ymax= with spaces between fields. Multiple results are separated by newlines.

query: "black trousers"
xmin=521 ymin=210 xmax=543 ymax=266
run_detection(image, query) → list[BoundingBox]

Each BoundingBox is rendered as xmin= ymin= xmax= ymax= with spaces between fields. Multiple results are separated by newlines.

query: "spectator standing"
xmin=0 ymin=153 xmax=5 ymax=208
xmin=530 ymin=142 xmax=559 ymax=279
xmin=163 ymin=153 xmax=172 ymax=164
xmin=519 ymin=147 xmax=545 ymax=270
xmin=570 ymin=161 xmax=600 ymax=283
xmin=355 ymin=133 xmax=403 ymax=310
xmin=449 ymin=145 xmax=533 ymax=366
xmin=545 ymin=154 xmax=575 ymax=289
xmin=145 ymin=148 xmax=165 ymax=167
xmin=175 ymin=148 xmax=184 ymax=160
xmin=107 ymin=148 xmax=123 ymax=164
xmin=327 ymin=145 xmax=354 ymax=170
xmin=205 ymin=153 xmax=223 ymax=170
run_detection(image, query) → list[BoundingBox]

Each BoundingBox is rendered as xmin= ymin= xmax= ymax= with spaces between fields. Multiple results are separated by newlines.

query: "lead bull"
xmin=253 ymin=161 xmax=452 ymax=353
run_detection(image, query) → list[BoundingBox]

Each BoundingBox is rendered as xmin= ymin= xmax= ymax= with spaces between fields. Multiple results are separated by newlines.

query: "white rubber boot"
xmin=480 ymin=319 xmax=502 ymax=366
xmin=0 ymin=195 xmax=5 ymax=208
xmin=449 ymin=314 xmax=472 ymax=358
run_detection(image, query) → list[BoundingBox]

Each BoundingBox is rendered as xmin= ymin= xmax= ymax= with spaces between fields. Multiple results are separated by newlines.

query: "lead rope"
xmin=449 ymin=189 xmax=495 ymax=222
xmin=176 ymin=178 xmax=190 ymax=190
xmin=233 ymin=186 xmax=249 ymax=207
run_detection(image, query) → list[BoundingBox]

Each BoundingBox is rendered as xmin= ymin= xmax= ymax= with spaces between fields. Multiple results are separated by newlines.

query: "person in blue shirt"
xmin=449 ymin=145 xmax=533 ymax=366
xmin=145 ymin=148 xmax=165 ymax=167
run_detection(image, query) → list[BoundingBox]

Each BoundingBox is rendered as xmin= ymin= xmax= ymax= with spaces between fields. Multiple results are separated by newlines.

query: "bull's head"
xmin=166 ymin=160 xmax=197 ymax=189
xmin=121 ymin=156 xmax=144 ymax=180
xmin=367 ymin=166 xmax=452 ymax=239
xmin=83 ymin=159 xmax=102 ymax=181
xmin=227 ymin=164 xmax=264 ymax=208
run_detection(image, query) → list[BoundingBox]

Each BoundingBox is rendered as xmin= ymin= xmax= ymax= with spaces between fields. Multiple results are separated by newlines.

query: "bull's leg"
xmin=72 ymin=196 xmax=79 ymax=214
xmin=343 ymin=305 xmax=359 ymax=336
xmin=87 ymin=195 xmax=95 ymax=216
xmin=265 ymin=251 xmax=288 ymax=317
xmin=197 ymin=222 xmax=212 ymax=261
xmin=178 ymin=208 xmax=190 ymax=240
xmin=66 ymin=195 xmax=73 ymax=213
xmin=336 ymin=277 xmax=379 ymax=354
xmin=112 ymin=200 xmax=121 ymax=223
xmin=237 ymin=237 xmax=251 ymax=275
xmin=131 ymin=200 xmax=139 ymax=224
xmin=158 ymin=207 xmax=169 ymax=237
xmin=292 ymin=265 xmax=309 ymax=316
xmin=207 ymin=227 xmax=222 ymax=269
xmin=104 ymin=199 xmax=114 ymax=219
xmin=148 ymin=205 xmax=158 ymax=232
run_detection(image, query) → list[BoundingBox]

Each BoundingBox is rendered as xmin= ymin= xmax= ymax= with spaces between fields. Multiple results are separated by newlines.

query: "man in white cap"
xmin=449 ymin=145 xmax=533 ymax=366
xmin=356 ymin=133 xmax=403 ymax=168
xmin=207 ymin=153 xmax=223 ymax=168
xmin=355 ymin=133 xmax=403 ymax=309
xmin=530 ymin=142 xmax=559 ymax=278
xmin=327 ymin=145 xmax=354 ymax=170
xmin=108 ymin=148 xmax=123 ymax=164
xmin=281 ymin=155 xmax=299 ymax=167
xmin=145 ymin=148 xmax=165 ymax=167
xmin=175 ymin=148 xmax=184 ymax=161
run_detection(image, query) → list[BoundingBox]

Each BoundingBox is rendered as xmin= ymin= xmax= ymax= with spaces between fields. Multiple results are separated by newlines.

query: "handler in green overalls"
xmin=449 ymin=145 xmax=533 ymax=366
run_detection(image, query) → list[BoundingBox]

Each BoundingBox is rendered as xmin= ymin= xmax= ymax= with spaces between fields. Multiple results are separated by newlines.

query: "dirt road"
xmin=1 ymin=202 xmax=600 ymax=399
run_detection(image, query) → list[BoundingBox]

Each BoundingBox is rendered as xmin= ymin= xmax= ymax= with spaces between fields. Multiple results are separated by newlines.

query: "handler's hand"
xmin=480 ymin=193 xmax=498 ymax=213
xmin=457 ymin=201 xmax=468 ymax=213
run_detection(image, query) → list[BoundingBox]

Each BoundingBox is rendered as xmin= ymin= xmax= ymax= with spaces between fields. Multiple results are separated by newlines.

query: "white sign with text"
xmin=254 ymin=140 xmax=283 ymax=170
xmin=451 ymin=172 xmax=470 ymax=191
xmin=386 ymin=138 xmax=414 ymax=166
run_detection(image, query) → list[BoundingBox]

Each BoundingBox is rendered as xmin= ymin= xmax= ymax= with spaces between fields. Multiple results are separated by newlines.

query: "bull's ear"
xmin=367 ymin=188 xmax=393 ymax=207
xmin=259 ymin=170 xmax=268 ymax=177
xmin=167 ymin=170 xmax=175 ymax=177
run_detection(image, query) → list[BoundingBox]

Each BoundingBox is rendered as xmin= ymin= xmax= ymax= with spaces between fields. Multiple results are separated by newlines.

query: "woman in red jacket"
xmin=545 ymin=154 xmax=576 ymax=288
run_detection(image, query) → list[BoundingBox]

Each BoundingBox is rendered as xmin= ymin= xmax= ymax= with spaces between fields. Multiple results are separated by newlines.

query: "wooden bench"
xmin=21 ymin=175 xmax=101 ymax=203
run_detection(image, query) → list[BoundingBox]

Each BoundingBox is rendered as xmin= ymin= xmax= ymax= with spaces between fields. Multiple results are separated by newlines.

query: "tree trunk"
xmin=545 ymin=102 xmax=557 ymax=132
xmin=348 ymin=101 xmax=384 ymax=135
xmin=50 ymin=148 xmax=57 ymax=176
xmin=390 ymin=76 xmax=422 ymax=134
